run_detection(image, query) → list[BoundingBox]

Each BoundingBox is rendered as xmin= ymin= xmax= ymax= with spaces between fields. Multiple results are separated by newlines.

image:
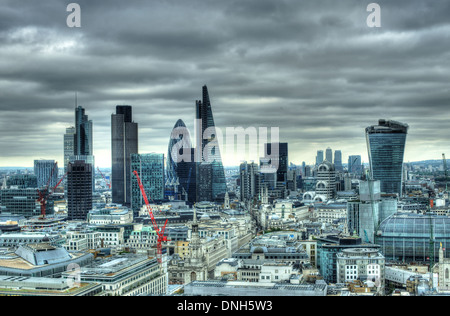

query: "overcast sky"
xmin=1 ymin=0 xmax=450 ymax=168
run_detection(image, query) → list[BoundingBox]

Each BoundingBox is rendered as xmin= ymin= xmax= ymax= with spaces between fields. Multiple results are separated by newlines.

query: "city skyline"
xmin=1 ymin=0 xmax=450 ymax=167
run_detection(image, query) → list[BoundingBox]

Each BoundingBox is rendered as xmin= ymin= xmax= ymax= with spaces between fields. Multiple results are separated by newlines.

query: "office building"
xmin=64 ymin=126 xmax=76 ymax=173
xmin=34 ymin=160 xmax=58 ymax=188
xmin=166 ymin=119 xmax=196 ymax=203
xmin=336 ymin=248 xmax=385 ymax=293
xmin=239 ymin=161 xmax=260 ymax=203
xmin=195 ymin=85 xmax=226 ymax=202
xmin=348 ymin=155 xmax=362 ymax=175
xmin=315 ymin=160 xmax=336 ymax=200
xmin=325 ymin=147 xmax=333 ymax=163
xmin=75 ymin=106 xmax=93 ymax=156
xmin=366 ymin=119 xmax=408 ymax=196
xmin=67 ymin=160 xmax=93 ymax=221
xmin=334 ymin=150 xmax=343 ymax=172
xmin=316 ymin=150 xmax=324 ymax=166
xmin=111 ymin=105 xmax=138 ymax=206
xmin=130 ymin=153 xmax=165 ymax=216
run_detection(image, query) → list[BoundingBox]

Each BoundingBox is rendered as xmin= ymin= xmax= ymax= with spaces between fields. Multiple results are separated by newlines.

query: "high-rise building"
xmin=64 ymin=127 xmax=76 ymax=173
xmin=325 ymin=147 xmax=333 ymax=163
xmin=130 ymin=153 xmax=165 ymax=217
xmin=334 ymin=150 xmax=343 ymax=172
xmin=348 ymin=155 xmax=362 ymax=175
xmin=166 ymin=119 xmax=195 ymax=202
xmin=366 ymin=119 xmax=408 ymax=196
xmin=315 ymin=160 xmax=336 ymax=200
xmin=75 ymin=106 xmax=93 ymax=156
xmin=316 ymin=150 xmax=324 ymax=166
xmin=67 ymin=160 xmax=93 ymax=221
xmin=195 ymin=86 xmax=226 ymax=202
xmin=239 ymin=161 xmax=260 ymax=202
xmin=111 ymin=105 xmax=138 ymax=206
xmin=265 ymin=143 xmax=288 ymax=183
xmin=34 ymin=160 xmax=58 ymax=189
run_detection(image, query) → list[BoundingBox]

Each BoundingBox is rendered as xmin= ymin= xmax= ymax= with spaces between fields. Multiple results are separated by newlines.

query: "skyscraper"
xmin=64 ymin=126 xmax=75 ymax=174
xmin=348 ymin=155 xmax=362 ymax=175
xmin=131 ymin=153 xmax=165 ymax=216
xmin=334 ymin=150 xmax=343 ymax=172
xmin=67 ymin=160 xmax=93 ymax=221
xmin=325 ymin=147 xmax=333 ymax=163
xmin=366 ymin=119 xmax=408 ymax=196
xmin=111 ymin=105 xmax=138 ymax=206
xmin=239 ymin=161 xmax=260 ymax=202
xmin=75 ymin=106 xmax=93 ymax=156
xmin=195 ymin=86 xmax=226 ymax=202
xmin=316 ymin=150 xmax=324 ymax=166
xmin=34 ymin=160 xmax=58 ymax=189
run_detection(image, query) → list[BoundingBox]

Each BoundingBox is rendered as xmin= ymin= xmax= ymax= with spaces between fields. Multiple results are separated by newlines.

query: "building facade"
xmin=366 ymin=119 xmax=408 ymax=196
xmin=111 ymin=105 xmax=138 ymax=206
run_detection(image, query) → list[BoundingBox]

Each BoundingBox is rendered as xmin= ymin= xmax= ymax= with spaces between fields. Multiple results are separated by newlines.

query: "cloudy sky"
xmin=1 ymin=0 xmax=450 ymax=168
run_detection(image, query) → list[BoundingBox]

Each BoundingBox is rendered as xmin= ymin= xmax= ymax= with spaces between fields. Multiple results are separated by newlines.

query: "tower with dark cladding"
xmin=167 ymin=119 xmax=196 ymax=205
xmin=111 ymin=105 xmax=138 ymax=206
xmin=195 ymin=85 xmax=227 ymax=202
xmin=366 ymin=119 xmax=408 ymax=197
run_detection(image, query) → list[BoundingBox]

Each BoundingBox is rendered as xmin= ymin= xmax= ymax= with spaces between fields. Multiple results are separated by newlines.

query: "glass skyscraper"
xmin=167 ymin=119 xmax=196 ymax=204
xmin=75 ymin=106 xmax=93 ymax=156
xmin=111 ymin=105 xmax=138 ymax=206
xmin=130 ymin=153 xmax=165 ymax=217
xmin=365 ymin=119 xmax=408 ymax=196
xmin=195 ymin=85 xmax=226 ymax=202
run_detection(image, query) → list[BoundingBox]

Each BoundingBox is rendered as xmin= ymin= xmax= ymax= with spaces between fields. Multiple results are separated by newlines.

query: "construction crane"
xmin=97 ymin=167 xmax=111 ymax=189
xmin=36 ymin=163 xmax=67 ymax=219
xmin=133 ymin=170 xmax=168 ymax=264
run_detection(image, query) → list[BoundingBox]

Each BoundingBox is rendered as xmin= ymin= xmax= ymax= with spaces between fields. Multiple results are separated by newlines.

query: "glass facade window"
xmin=366 ymin=119 xmax=408 ymax=196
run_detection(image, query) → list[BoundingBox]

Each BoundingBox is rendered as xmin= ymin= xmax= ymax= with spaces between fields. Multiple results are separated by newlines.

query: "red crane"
xmin=36 ymin=163 xmax=67 ymax=219
xmin=132 ymin=170 xmax=168 ymax=264
xmin=97 ymin=167 xmax=111 ymax=189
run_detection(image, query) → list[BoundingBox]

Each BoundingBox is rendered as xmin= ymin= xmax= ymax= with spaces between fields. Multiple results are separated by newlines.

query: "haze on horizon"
xmin=1 ymin=0 xmax=450 ymax=168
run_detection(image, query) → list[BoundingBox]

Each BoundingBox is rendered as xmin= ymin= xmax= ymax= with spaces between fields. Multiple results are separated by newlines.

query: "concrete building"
xmin=336 ymin=248 xmax=385 ymax=294
xmin=71 ymin=254 xmax=167 ymax=296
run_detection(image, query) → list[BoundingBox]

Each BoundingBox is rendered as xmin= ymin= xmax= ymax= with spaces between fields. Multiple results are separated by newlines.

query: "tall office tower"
xmin=315 ymin=160 xmax=336 ymax=200
xmin=75 ymin=106 xmax=93 ymax=156
xmin=195 ymin=85 xmax=226 ymax=202
xmin=239 ymin=161 xmax=260 ymax=202
xmin=111 ymin=105 xmax=138 ymax=206
xmin=334 ymin=150 xmax=343 ymax=172
xmin=302 ymin=161 xmax=306 ymax=176
xmin=325 ymin=147 xmax=333 ymax=162
xmin=67 ymin=160 xmax=92 ymax=221
xmin=348 ymin=155 xmax=362 ymax=175
xmin=366 ymin=119 xmax=408 ymax=196
xmin=264 ymin=143 xmax=288 ymax=183
xmin=167 ymin=119 xmax=193 ymax=199
xmin=130 ymin=153 xmax=165 ymax=217
xmin=316 ymin=150 xmax=324 ymax=166
xmin=34 ymin=160 xmax=58 ymax=188
xmin=64 ymin=127 xmax=76 ymax=173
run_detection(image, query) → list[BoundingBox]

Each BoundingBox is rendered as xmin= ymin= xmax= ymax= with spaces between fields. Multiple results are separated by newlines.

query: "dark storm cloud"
xmin=0 ymin=0 xmax=449 ymax=166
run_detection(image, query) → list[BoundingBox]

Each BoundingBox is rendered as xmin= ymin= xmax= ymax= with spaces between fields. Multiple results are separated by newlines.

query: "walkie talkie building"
xmin=365 ymin=119 xmax=408 ymax=197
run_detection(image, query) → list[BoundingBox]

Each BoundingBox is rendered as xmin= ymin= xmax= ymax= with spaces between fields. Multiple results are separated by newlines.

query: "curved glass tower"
xmin=166 ymin=119 xmax=196 ymax=204
xmin=365 ymin=119 xmax=408 ymax=197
